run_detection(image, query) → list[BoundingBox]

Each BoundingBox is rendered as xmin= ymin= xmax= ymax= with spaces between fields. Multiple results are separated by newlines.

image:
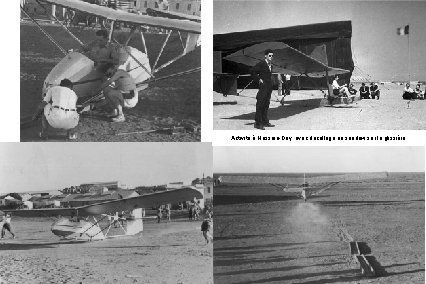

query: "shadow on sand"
xmin=222 ymin=98 xmax=324 ymax=121
xmin=0 ymin=240 xmax=86 ymax=250
xmin=317 ymin=199 xmax=424 ymax=207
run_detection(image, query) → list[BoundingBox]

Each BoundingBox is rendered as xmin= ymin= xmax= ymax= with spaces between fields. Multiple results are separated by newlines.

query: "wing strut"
xmin=35 ymin=0 xmax=85 ymax=47
xmin=153 ymin=30 xmax=173 ymax=71
xmin=20 ymin=5 xmax=67 ymax=55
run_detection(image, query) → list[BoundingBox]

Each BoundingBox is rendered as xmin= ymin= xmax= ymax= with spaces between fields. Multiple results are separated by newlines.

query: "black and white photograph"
xmin=20 ymin=0 xmax=201 ymax=141
xmin=213 ymin=146 xmax=425 ymax=283
xmin=213 ymin=1 xmax=426 ymax=130
xmin=0 ymin=142 xmax=213 ymax=283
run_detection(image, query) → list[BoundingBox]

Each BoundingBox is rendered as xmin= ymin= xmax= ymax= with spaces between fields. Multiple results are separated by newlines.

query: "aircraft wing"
xmin=223 ymin=41 xmax=349 ymax=77
xmin=219 ymin=172 xmax=388 ymax=185
xmin=6 ymin=187 xmax=202 ymax=217
xmin=146 ymin=8 xmax=201 ymax=23
xmin=40 ymin=0 xmax=200 ymax=34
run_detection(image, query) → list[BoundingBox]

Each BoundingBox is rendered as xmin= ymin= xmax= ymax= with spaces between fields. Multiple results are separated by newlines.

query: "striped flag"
xmin=397 ymin=25 xmax=409 ymax=35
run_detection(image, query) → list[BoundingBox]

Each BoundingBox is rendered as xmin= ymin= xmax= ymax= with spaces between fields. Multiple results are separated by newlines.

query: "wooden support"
xmin=153 ymin=30 xmax=172 ymax=71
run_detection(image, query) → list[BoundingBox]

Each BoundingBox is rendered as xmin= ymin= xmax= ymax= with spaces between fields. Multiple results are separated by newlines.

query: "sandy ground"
xmin=0 ymin=218 xmax=212 ymax=284
xmin=214 ymin=83 xmax=426 ymax=130
xmin=20 ymin=23 xmax=201 ymax=142
xmin=213 ymin=173 xmax=424 ymax=283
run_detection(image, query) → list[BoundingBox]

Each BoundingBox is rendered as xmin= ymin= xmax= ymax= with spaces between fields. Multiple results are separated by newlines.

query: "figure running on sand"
xmin=201 ymin=218 xmax=212 ymax=244
xmin=1 ymin=214 xmax=16 ymax=239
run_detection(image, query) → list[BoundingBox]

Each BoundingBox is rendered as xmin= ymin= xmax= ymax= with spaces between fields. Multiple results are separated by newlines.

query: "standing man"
xmin=251 ymin=49 xmax=275 ymax=130
xmin=301 ymin=188 xmax=307 ymax=203
xmin=1 ymin=214 xmax=16 ymax=239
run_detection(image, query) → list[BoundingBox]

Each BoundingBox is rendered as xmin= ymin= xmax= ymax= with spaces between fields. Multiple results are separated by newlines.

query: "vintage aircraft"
xmin=5 ymin=187 xmax=203 ymax=241
xmin=20 ymin=0 xmax=200 ymax=110
xmin=213 ymin=21 xmax=356 ymax=106
xmin=216 ymin=172 xmax=389 ymax=201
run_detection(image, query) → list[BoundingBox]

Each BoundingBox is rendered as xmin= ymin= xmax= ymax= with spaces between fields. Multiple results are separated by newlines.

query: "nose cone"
xmin=43 ymin=51 xmax=103 ymax=98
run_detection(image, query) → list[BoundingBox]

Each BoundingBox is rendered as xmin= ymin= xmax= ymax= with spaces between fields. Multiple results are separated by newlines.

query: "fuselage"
xmin=51 ymin=217 xmax=105 ymax=240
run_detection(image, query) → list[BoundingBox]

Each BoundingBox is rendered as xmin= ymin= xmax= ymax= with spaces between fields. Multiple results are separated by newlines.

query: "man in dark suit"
xmin=251 ymin=49 xmax=275 ymax=130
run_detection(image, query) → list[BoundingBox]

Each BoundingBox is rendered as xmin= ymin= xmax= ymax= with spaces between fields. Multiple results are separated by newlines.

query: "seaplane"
xmin=20 ymin=0 xmax=200 ymax=117
xmin=216 ymin=172 xmax=389 ymax=201
xmin=213 ymin=21 xmax=358 ymax=106
xmin=5 ymin=187 xmax=203 ymax=241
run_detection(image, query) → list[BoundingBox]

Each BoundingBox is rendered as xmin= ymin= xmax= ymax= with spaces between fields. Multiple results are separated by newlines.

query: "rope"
xmin=20 ymin=6 xmax=67 ymax=56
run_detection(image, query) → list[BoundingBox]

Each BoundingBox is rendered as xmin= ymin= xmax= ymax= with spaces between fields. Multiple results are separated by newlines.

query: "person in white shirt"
xmin=332 ymin=75 xmax=350 ymax=97
xmin=403 ymin=83 xmax=415 ymax=100
xmin=32 ymin=79 xmax=79 ymax=140
xmin=1 ymin=214 xmax=16 ymax=239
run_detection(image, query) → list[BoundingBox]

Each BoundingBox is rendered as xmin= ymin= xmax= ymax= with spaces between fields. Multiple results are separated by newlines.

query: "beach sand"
xmin=213 ymin=173 xmax=424 ymax=283
xmin=0 ymin=218 xmax=212 ymax=284
xmin=214 ymin=83 xmax=426 ymax=130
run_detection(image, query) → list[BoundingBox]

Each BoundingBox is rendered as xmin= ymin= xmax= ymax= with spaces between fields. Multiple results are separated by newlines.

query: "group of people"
xmin=359 ymin=82 xmax=381 ymax=100
xmin=188 ymin=204 xmax=201 ymax=221
xmin=157 ymin=205 xmax=172 ymax=223
xmin=403 ymin=83 xmax=425 ymax=100
xmin=33 ymin=29 xmax=138 ymax=140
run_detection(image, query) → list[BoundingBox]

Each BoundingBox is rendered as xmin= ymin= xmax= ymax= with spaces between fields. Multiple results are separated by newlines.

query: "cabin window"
xmin=175 ymin=3 xmax=179 ymax=10
xmin=187 ymin=4 xmax=191 ymax=11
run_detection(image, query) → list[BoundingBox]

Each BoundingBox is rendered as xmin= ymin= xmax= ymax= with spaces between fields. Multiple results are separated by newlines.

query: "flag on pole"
xmin=397 ymin=25 xmax=409 ymax=35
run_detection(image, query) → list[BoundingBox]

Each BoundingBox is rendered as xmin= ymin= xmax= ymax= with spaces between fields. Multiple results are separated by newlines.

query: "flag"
xmin=397 ymin=25 xmax=409 ymax=35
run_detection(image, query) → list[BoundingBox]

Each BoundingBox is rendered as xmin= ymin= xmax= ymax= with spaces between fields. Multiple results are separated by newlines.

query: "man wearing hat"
xmin=251 ymin=49 xmax=275 ymax=130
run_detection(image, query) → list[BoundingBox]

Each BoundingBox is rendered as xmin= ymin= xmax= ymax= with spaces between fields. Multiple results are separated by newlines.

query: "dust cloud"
xmin=286 ymin=202 xmax=330 ymax=241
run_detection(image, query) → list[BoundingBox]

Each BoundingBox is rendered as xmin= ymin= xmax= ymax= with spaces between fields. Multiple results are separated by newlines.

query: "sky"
xmin=0 ymin=143 xmax=212 ymax=194
xmin=214 ymin=147 xmax=425 ymax=173
xmin=214 ymin=0 xmax=426 ymax=81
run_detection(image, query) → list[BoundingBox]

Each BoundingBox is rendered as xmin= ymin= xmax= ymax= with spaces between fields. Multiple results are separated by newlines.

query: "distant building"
xmin=132 ymin=0 xmax=201 ymax=16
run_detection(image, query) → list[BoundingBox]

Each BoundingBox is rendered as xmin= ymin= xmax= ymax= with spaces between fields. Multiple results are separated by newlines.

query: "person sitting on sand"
xmin=32 ymin=79 xmax=79 ymax=140
xmin=414 ymin=84 xmax=424 ymax=100
xmin=201 ymin=218 xmax=213 ymax=244
xmin=370 ymin=82 xmax=380 ymax=100
xmin=359 ymin=83 xmax=370 ymax=99
xmin=89 ymin=64 xmax=138 ymax=122
xmin=332 ymin=75 xmax=350 ymax=97
xmin=1 ymin=213 xmax=16 ymax=239
xmin=403 ymin=83 xmax=415 ymax=100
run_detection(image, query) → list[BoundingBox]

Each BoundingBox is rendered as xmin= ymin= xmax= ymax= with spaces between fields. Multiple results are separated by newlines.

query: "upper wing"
xmin=146 ymin=8 xmax=201 ymax=23
xmin=223 ymin=42 xmax=349 ymax=77
xmin=6 ymin=187 xmax=202 ymax=217
xmin=219 ymin=172 xmax=388 ymax=185
xmin=41 ymin=0 xmax=200 ymax=34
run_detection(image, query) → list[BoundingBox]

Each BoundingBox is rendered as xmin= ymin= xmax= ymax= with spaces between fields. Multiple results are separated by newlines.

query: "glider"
xmin=213 ymin=21 xmax=354 ymax=102
xmin=20 ymin=0 xmax=200 ymax=109
xmin=216 ymin=172 xmax=388 ymax=200
xmin=5 ymin=187 xmax=203 ymax=241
